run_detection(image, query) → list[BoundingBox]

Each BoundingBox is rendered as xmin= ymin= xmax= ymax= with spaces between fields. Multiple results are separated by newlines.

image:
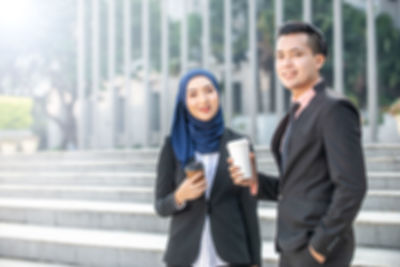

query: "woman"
xmin=155 ymin=69 xmax=261 ymax=267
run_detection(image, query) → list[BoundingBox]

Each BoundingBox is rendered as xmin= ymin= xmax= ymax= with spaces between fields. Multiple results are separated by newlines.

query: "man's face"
xmin=275 ymin=33 xmax=325 ymax=92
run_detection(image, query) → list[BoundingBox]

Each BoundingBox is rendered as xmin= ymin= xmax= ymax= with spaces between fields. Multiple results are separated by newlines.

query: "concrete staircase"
xmin=0 ymin=145 xmax=399 ymax=267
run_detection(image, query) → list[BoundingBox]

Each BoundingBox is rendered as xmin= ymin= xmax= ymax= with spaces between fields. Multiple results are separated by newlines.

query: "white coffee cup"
xmin=227 ymin=138 xmax=252 ymax=179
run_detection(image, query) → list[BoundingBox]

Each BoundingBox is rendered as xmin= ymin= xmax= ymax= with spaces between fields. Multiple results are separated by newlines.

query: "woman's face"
xmin=185 ymin=76 xmax=219 ymax=122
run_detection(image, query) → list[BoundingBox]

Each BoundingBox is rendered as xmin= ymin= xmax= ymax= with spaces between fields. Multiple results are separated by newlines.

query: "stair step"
xmin=0 ymin=172 xmax=399 ymax=190
xmin=260 ymin=189 xmax=400 ymax=211
xmin=0 ymin=185 xmax=152 ymax=193
xmin=0 ymin=223 xmax=398 ymax=267
xmin=363 ymin=190 xmax=400 ymax=211
xmin=0 ymin=198 xmax=168 ymax=235
xmin=256 ymin=143 xmax=400 ymax=158
xmin=0 ymin=160 xmax=158 ymax=172
xmin=0 ymin=147 xmax=399 ymax=266
xmin=0 ymin=185 xmax=152 ymax=202
xmin=362 ymin=143 xmax=400 ymax=157
xmin=0 ymin=149 xmax=160 ymax=161
xmin=258 ymin=157 xmax=400 ymax=172
xmin=368 ymin=172 xmax=400 ymax=190
xmin=0 ymin=156 xmax=398 ymax=172
xmin=0 ymin=186 xmax=398 ymax=211
xmin=0 ymin=172 xmax=155 ymax=186
xmin=0 ymin=198 xmax=398 ymax=248
xmin=0 ymin=258 xmax=75 ymax=267
xmin=257 ymin=209 xmax=400 ymax=249
xmin=1 ymin=144 xmax=398 ymax=161
xmin=0 ymin=223 xmax=165 ymax=267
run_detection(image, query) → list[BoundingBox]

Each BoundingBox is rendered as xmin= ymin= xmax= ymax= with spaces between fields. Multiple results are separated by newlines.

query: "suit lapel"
xmin=271 ymin=114 xmax=290 ymax=171
xmin=208 ymin=130 xmax=228 ymax=201
xmin=280 ymin=83 xmax=326 ymax=179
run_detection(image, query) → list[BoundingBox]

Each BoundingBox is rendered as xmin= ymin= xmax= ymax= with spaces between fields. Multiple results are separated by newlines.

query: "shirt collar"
xmin=291 ymin=85 xmax=318 ymax=118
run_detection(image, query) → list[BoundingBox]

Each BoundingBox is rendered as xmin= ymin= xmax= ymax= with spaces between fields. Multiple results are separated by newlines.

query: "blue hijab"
xmin=171 ymin=69 xmax=225 ymax=166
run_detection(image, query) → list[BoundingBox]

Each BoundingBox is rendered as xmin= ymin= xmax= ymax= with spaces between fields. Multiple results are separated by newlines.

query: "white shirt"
xmin=192 ymin=151 xmax=227 ymax=267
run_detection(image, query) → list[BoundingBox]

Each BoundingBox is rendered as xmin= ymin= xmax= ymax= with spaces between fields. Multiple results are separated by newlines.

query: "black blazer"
xmin=258 ymin=81 xmax=367 ymax=257
xmin=155 ymin=128 xmax=261 ymax=266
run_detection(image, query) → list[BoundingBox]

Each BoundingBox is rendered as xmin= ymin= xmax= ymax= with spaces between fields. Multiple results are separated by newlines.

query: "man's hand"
xmin=309 ymin=245 xmax=326 ymax=264
xmin=227 ymin=152 xmax=258 ymax=196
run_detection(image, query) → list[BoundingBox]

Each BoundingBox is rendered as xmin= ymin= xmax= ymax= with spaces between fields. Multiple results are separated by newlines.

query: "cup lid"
xmin=227 ymin=138 xmax=249 ymax=146
xmin=184 ymin=160 xmax=204 ymax=171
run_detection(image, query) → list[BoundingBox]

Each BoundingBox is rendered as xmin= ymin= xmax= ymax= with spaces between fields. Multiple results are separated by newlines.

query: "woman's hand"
xmin=174 ymin=172 xmax=207 ymax=205
xmin=227 ymin=152 xmax=259 ymax=196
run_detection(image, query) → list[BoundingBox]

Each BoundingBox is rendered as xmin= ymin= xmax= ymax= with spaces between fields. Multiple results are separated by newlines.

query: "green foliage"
xmin=285 ymin=0 xmax=302 ymax=21
xmin=210 ymin=0 xmax=223 ymax=62
xmin=169 ymin=20 xmax=181 ymax=75
xmin=0 ymin=97 xmax=33 ymax=129
xmin=341 ymin=2 xmax=367 ymax=106
xmin=1 ymin=0 xmax=399 ymax=113
xmin=0 ymin=0 xmax=77 ymax=95
xmin=376 ymin=14 xmax=400 ymax=107
xmin=188 ymin=13 xmax=202 ymax=63
xmin=150 ymin=0 xmax=162 ymax=71
xmin=387 ymin=98 xmax=400 ymax=115
xmin=256 ymin=0 xmax=400 ymax=110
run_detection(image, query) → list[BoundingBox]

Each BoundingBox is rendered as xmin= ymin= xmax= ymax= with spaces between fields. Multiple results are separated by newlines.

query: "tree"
xmin=256 ymin=0 xmax=400 ymax=109
xmin=376 ymin=13 xmax=400 ymax=106
xmin=0 ymin=0 xmax=78 ymax=149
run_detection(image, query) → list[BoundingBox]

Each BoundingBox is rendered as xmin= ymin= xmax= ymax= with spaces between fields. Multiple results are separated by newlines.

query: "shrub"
xmin=0 ymin=96 xmax=33 ymax=129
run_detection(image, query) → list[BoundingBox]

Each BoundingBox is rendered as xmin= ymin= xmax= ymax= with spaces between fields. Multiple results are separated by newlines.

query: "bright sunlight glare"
xmin=0 ymin=0 xmax=34 ymax=32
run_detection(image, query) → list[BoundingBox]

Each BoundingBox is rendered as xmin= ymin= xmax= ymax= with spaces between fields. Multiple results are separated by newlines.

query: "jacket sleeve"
xmin=154 ymin=138 xmax=185 ymax=217
xmin=238 ymin=185 xmax=261 ymax=266
xmin=310 ymin=101 xmax=367 ymax=256
xmin=235 ymin=142 xmax=277 ymax=265
xmin=248 ymin=144 xmax=280 ymax=201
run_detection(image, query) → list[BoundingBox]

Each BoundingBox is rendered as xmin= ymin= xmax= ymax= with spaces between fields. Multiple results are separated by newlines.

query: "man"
xmin=229 ymin=21 xmax=367 ymax=267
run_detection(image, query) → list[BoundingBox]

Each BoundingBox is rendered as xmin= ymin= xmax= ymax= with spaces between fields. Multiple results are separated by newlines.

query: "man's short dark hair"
xmin=278 ymin=21 xmax=328 ymax=57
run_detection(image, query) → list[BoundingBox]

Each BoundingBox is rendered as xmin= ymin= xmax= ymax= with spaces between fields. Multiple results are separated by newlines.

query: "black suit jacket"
xmin=155 ymin=128 xmax=261 ymax=266
xmin=258 ymin=81 xmax=367 ymax=257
